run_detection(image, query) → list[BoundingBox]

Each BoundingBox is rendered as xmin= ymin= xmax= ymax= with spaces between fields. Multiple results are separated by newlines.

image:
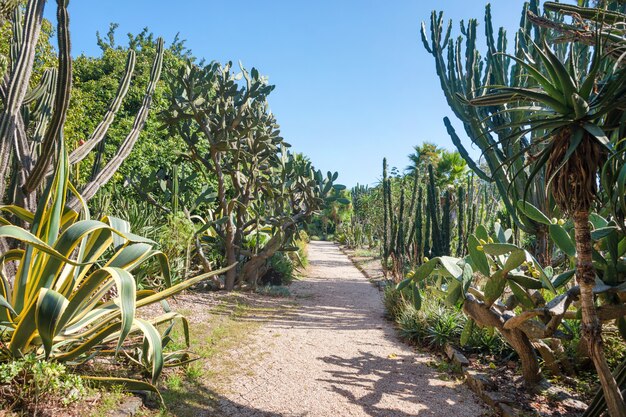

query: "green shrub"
xmin=383 ymin=286 xmax=406 ymax=320
xmin=0 ymin=148 xmax=230 ymax=397
xmin=260 ymin=252 xmax=295 ymax=286
xmin=424 ymin=305 xmax=463 ymax=348
xmin=396 ymin=302 xmax=428 ymax=342
xmin=158 ymin=212 xmax=197 ymax=284
xmin=0 ymin=356 xmax=87 ymax=412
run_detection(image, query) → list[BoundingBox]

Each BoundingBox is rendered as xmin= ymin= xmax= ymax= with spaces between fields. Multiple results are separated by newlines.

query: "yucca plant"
xmin=0 ymin=144 xmax=232 ymax=398
xmin=469 ymin=36 xmax=626 ymax=416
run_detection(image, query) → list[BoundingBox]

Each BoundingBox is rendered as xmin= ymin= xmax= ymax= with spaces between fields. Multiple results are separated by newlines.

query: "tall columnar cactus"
xmin=424 ymin=191 xmax=431 ymax=259
xmin=0 ymin=1 xmax=164 ymax=278
xmin=456 ymin=186 xmax=465 ymax=256
xmin=420 ymin=1 xmax=588 ymax=264
xmin=387 ymin=177 xmax=395 ymax=256
xmin=396 ymin=182 xmax=406 ymax=265
xmin=427 ymin=164 xmax=442 ymax=256
xmin=442 ymin=189 xmax=451 ymax=255
xmin=415 ymin=186 xmax=423 ymax=263
xmin=382 ymin=158 xmax=389 ymax=267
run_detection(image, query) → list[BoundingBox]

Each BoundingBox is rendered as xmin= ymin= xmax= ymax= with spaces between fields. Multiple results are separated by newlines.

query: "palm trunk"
xmin=573 ymin=210 xmax=626 ymax=417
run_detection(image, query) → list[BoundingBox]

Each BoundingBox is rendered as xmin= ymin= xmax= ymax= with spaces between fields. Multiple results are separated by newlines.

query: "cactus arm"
xmin=443 ymin=117 xmax=491 ymax=182
xmin=69 ymin=38 xmax=164 ymax=208
xmin=0 ymin=0 xmax=46 ymax=199
xmin=23 ymin=0 xmax=72 ymax=194
xmin=68 ymin=50 xmax=136 ymax=166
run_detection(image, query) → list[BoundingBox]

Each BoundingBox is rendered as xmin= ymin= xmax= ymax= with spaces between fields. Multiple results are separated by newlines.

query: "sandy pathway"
xmin=219 ymin=241 xmax=487 ymax=417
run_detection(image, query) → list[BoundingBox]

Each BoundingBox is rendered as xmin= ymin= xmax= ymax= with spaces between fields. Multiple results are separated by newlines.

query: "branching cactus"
xmin=0 ymin=1 xmax=164 ymax=279
xmin=420 ymin=1 xmax=592 ymax=265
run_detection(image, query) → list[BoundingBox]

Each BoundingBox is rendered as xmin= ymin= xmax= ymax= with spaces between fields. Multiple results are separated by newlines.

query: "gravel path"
xmin=219 ymin=241 xmax=487 ymax=417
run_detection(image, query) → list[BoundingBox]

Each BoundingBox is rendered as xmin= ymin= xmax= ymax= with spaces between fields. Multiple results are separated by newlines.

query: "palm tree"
xmin=471 ymin=40 xmax=626 ymax=416
xmin=405 ymin=142 xmax=442 ymax=175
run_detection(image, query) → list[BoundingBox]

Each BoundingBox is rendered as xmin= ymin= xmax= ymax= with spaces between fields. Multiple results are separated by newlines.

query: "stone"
xmin=464 ymin=369 xmax=496 ymax=394
xmin=445 ymin=343 xmax=470 ymax=367
xmin=108 ymin=396 xmax=143 ymax=417
xmin=498 ymin=403 xmax=523 ymax=417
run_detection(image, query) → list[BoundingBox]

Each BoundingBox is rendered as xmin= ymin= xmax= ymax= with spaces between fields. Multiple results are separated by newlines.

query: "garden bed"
xmin=341 ymin=245 xmax=597 ymax=417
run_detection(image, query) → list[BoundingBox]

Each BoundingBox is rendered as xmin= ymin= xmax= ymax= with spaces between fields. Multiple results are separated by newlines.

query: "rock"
xmin=108 ymin=396 xmax=143 ymax=417
xmin=498 ymin=403 xmax=523 ymax=417
xmin=445 ymin=343 xmax=470 ymax=367
xmin=483 ymin=390 xmax=513 ymax=407
xmin=561 ymin=397 xmax=588 ymax=412
xmin=464 ymin=369 xmax=496 ymax=393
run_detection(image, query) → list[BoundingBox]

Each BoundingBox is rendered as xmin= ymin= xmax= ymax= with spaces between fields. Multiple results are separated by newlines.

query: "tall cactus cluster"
xmin=419 ymin=0 xmax=595 ymax=264
xmin=379 ymin=157 xmax=493 ymax=280
xmin=0 ymin=0 xmax=164 ymax=275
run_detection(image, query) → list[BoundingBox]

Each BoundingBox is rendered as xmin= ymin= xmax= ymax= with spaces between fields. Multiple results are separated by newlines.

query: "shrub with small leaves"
xmin=0 ymin=356 xmax=87 ymax=412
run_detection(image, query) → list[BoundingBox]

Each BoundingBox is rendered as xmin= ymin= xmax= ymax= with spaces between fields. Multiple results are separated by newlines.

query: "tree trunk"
xmin=573 ymin=210 xmax=626 ymax=417
xmin=224 ymin=222 xmax=237 ymax=291
xmin=535 ymin=226 xmax=551 ymax=267
xmin=463 ymin=295 xmax=542 ymax=385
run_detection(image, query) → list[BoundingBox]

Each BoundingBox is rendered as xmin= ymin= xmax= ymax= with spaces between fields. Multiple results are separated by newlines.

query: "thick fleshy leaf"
xmin=549 ymin=224 xmax=576 ymax=257
xmin=516 ymin=201 xmax=551 ymax=225
xmin=84 ymin=376 xmax=164 ymax=406
xmin=35 ymin=289 xmax=69 ymax=358
xmin=468 ymin=235 xmax=490 ymax=276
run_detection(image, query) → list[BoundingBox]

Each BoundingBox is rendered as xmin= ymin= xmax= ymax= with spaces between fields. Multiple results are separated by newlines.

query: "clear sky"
xmin=48 ymin=1 xmax=530 ymax=188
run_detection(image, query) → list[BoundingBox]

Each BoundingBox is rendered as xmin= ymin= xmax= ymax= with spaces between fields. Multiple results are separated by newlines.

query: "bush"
xmin=383 ymin=286 xmax=406 ymax=320
xmin=396 ymin=302 xmax=428 ymax=342
xmin=260 ymin=252 xmax=295 ymax=286
xmin=0 ymin=356 xmax=87 ymax=412
xmin=385 ymin=286 xmax=510 ymax=355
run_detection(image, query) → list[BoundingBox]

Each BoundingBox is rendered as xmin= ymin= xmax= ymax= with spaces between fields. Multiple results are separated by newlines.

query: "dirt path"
xmin=219 ymin=241 xmax=487 ymax=417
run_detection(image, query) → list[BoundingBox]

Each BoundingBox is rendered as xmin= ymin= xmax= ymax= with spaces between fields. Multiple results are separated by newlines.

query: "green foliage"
xmin=0 ymin=147 xmax=230 ymax=393
xmin=0 ymin=355 xmax=87 ymax=411
xmin=158 ymin=211 xmax=197 ymax=283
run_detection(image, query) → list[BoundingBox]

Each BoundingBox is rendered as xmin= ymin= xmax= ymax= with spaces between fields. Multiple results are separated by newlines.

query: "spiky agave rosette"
xmin=0 ymin=143 xmax=234 ymax=401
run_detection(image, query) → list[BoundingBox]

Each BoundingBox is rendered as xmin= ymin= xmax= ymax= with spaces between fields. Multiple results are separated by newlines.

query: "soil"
xmin=218 ymin=241 xmax=487 ymax=416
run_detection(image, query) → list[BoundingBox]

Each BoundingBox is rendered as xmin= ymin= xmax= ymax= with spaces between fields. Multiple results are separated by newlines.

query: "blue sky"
xmin=50 ymin=1 xmax=529 ymax=187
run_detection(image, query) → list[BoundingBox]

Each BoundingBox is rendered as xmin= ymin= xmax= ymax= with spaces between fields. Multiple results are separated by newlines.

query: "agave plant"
xmin=468 ymin=36 xmax=626 ymax=415
xmin=0 ymin=145 xmax=232 ymax=397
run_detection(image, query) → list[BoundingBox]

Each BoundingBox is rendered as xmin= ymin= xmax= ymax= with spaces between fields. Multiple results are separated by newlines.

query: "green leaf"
xmin=503 ymin=249 xmax=526 ymax=272
xmin=475 ymin=225 xmax=489 ymax=241
xmin=438 ymin=256 xmax=463 ymax=279
xmin=468 ymin=235 xmax=490 ymax=276
xmin=508 ymin=274 xmax=543 ymax=289
xmin=591 ymin=226 xmax=618 ymax=241
xmin=552 ymin=270 xmax=575 ymax=289
xmin=509 ymin=281 xmax=535 ymax=309
xmin=412 ymin=283 xmax=422 ymax=310
xmin=549 ymin=224 xmax=576 ymax=257
xmin=445 ymin=279 xmax=462 ymax=307
xmin=35 ymin=289 xmax=69 ymax=358
xmin=484 ymin=270 xmax=506 ymax=306
xmin=396 ymin=277 xmax=412 ymax=291
xmin=516 ymin=200 xmax=551 ymax=225
xmin=460 ymin=319 xmax=474 ymax=347
xmin=482 ymin=243 xmax=519 ymax=256
xmin=84 ymin=377 xmax=164 ymax=406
